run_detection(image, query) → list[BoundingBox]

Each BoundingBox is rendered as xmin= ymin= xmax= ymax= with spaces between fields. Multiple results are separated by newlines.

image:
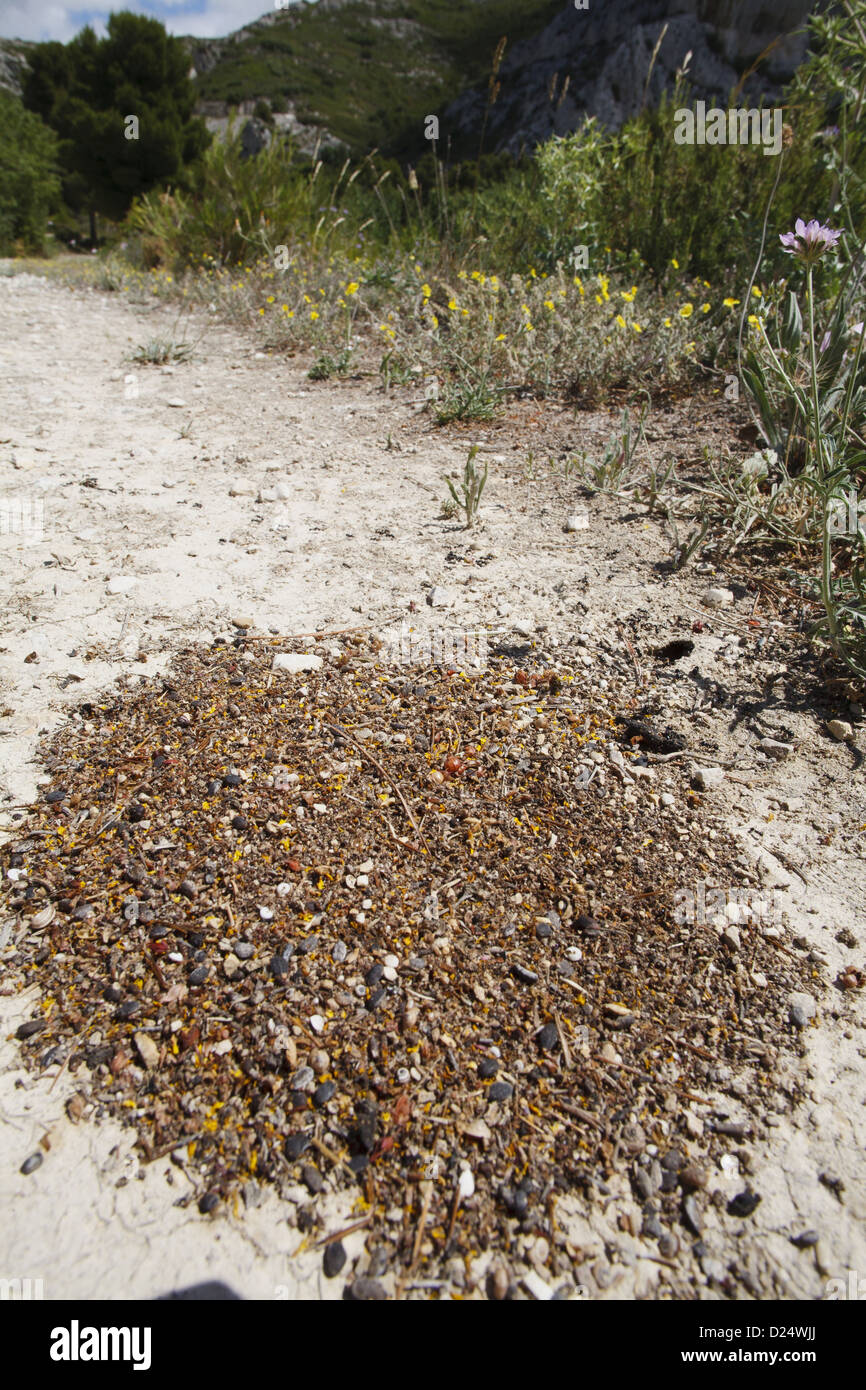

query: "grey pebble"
xmin=292 ymin=1065 xmax=315 ymax=1091
xmin=488 ymin=1081 xmax=513 ymax=1103
xmin=301 ymin=1163 xmax=324 ymax=1195
xmin=188 ymin=965 xmax=208 ymax=986
xmin=332 ymin=941 xmax=348 ymax=964
xmin=347 ymin=1278 xmax=387 ymax=1301
xmin=313 ymin=1080 xmax=336 ymax=1108
xmin=323 ymin=1241 xmax=347 ymax=1278
xmin=634 ymin=1168 xmax=656 ymax=1201
xmin=536 ymin=1022 xmax=558 ymax=1051
xmin=235 ymin=942 xmax=255 ymax=960
xmin=20 ymin=1152 xmax=43 ymax=1176
xmin=682 ymin=1194 xmax=703 ymax=1235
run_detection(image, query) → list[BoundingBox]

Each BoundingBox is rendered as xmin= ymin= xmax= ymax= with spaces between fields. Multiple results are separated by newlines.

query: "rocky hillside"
xmin=1 ymin=1 xmax=822 ymax=161
xmin=0 ymin=38 xmax=34 ymax=97
xmin=442 ymin=0 xmax=820 ymax=158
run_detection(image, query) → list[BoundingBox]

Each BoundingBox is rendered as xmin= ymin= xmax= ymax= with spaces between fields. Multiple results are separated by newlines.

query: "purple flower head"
xmin=779 ymin=218 xmax=842 ymax=265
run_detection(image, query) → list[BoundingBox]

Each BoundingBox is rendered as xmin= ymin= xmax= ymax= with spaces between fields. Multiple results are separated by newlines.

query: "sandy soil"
xmin=1 ymin=266 xmax=864 ymax=1300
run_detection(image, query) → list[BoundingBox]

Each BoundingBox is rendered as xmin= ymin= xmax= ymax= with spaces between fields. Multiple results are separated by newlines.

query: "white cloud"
xmin=0 ymin=1 xmax=309 ymax=44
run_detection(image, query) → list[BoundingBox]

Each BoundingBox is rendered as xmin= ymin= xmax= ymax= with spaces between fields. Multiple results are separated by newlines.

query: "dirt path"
xmin=1 ymin=268 xmax=863 ymax=1300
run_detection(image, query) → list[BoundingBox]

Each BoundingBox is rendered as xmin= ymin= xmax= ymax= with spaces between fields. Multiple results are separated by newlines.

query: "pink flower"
xmin=779 ymin=218 xmax=842 ymax=264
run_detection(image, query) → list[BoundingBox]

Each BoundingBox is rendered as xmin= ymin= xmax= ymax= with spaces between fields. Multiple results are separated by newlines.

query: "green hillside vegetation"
xmin=193 ymin=0 xmax=563 ymax=154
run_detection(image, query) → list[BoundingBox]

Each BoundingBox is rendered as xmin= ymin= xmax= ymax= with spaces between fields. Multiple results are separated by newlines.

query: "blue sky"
xmin=0 ymin=0 xmax=299 ymax=43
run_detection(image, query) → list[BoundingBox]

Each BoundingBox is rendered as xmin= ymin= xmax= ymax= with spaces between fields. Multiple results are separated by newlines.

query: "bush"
xmin=0 ymin=91 xmax=61 ymax=254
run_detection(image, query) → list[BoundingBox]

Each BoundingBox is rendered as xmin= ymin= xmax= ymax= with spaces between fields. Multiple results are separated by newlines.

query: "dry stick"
xmin=410 ymin=1183 xmax=434 ymax=1273
xmin=316 ymin=1215 xmax=373 ymax=1247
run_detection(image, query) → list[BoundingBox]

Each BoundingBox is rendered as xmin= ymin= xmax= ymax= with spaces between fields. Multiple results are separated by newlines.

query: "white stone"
xmin=565 ymin=512 xmax=590 ymax=531
xmin=827 ymin=719 xmax=853 ymax=741
xmin=309 ymin=1014 xmax=325 ymax=1034
xmin=522 ymin=1270 xmax=554 ymax=1301
xmin=457 ymin=1167 xmax=475 ymax=1201
xmin=272 ymin=653 xmax=323 ymax=673
xmin=702 ymin=586 xmax=735 ymax=608
xmin=106 ymin=576 xmax=137 ymax=595
xmin=692 ymin=765 xmax=725 ymax=791
xmin=165 ymin=398 xmax=187 ymax=408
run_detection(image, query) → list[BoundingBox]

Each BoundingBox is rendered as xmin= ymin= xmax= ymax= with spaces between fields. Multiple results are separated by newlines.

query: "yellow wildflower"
xmin=679 ymin=303 xmax=694 ymax=318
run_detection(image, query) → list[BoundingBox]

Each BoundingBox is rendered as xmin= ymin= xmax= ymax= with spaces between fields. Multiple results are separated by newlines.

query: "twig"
xmin=316 ymin=1215 xmax=373 ymax=1247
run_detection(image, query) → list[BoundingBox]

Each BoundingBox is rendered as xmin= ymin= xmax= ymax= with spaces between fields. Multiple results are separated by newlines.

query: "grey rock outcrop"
xmin=443 ymin=1 xmax=820 ymax=156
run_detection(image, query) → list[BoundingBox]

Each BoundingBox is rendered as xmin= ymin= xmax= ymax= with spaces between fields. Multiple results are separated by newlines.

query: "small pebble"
xmin=347 ymin=1278 xmax=387 ymax=1301
xmin=727 ymin=1190 xmax=761 ymax=1218
xmin=198 ymin=1192 xmax=219 ymax=1214
xmin=313 ymin=1081 xmax=336 ymax=1108
xmin=536 ymin=1022 xmax=559 ymax=1052
xmin=284 ymin=1133 xmax=310 ymax=1160
xmin=235 ymin=941 xmax=255 ymax=960
xmin=20 ymin=1152 xmax=43 ymax=1176
xmin=478 ymin=1058 xmax=498 ymax=1080
xmin=488 ymin=1081 xmax=513 ymax=1103
xmin=301 ymin=1163 xmax=324 ymax=1194
xmin=323 ymin=1241 xmax=347 ymax=1278
xmin=188 ymin=965 xmax=208 ymax=986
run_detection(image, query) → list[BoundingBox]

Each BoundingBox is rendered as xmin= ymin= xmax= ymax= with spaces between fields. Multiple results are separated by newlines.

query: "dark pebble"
xmin=535 ymin=919 xmax=552 ymax=940
xmin=288 ymin=1090 xmax=309 ymax=1110
xmin=222 ymin=774 xmax=241 ymax=788
xmin=511 ymin=964 xmax=538 ymax=985
xmin=188 ymin=965 xmax=208 ymax=986
xmin=576 ymin=913 xmax=602 ymax=937
xmin=16 ymin=1019 xmax=47 ymax=1040
xmin=660 ymin=1170 xmax=679 ymax=1193
xmin=270 ymin=955 xmax=288 ymax=979
xmin=297 ymin=935 xmax=319 ymax=956
xmin=346 ymin=1278 xmax=387 ymax=1302
xmin=313 ymin=1081 xmax=336 ymax=1108
xmin=365 ymin=963 xmax=385 ymax=986
xmin=488 ymin=1081 xmax=513 ymax=1103
xmin=179 ymin=879 xmax=198 ymax=900
xmin=198 ymin=1192 xmax=219 ymax=1214
xmin=510 ymin=1188 xmax=529 ymax=1218
xmin=642 ymin=1215 xmax=664 ymax=1240
xmin=727 ymin=1190 xmax=761 ymax=1218
xmin=301 ymin=1163 xmax=324 ymax=1194
xmin=537 ymin=1022 xmax=558 ymax=1052
xmin=478 ymin=1058 xmax=498 ymax=1080
xmin=116 ymin=1000 xmax=140 ymax=1020
xmin=284 ymin=1133 xmax=311 ymax=1161
xmin=45 ymin=788 xmax=67 ymax=804
xmin=661 ymin=1148 xmax=685 ymax=1170
xmin=20 ymin=1152 xmax=43 ymax=1175
xmin=127 ymin=802 xmax=146 ymax=822
xmin=352 ymin=1116 xmax=377 ymax=1153
xmin=367 ymin=988 xmax=385 ymax=1012
xmin=231 ymin=815 xmax=249 ymax=832
xmin=790 ymin=1230 xmax=820 ymax=1249
xmin=323 ymin=1241 xmax=347 ymax=1278
xmin=103 ymin=983 xmax=123 ymax=1003
xmin=348 ymin=1154 xmax=368 ymax=1176
xmin=366 ymin=1247 xmax=388 ymax=1279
